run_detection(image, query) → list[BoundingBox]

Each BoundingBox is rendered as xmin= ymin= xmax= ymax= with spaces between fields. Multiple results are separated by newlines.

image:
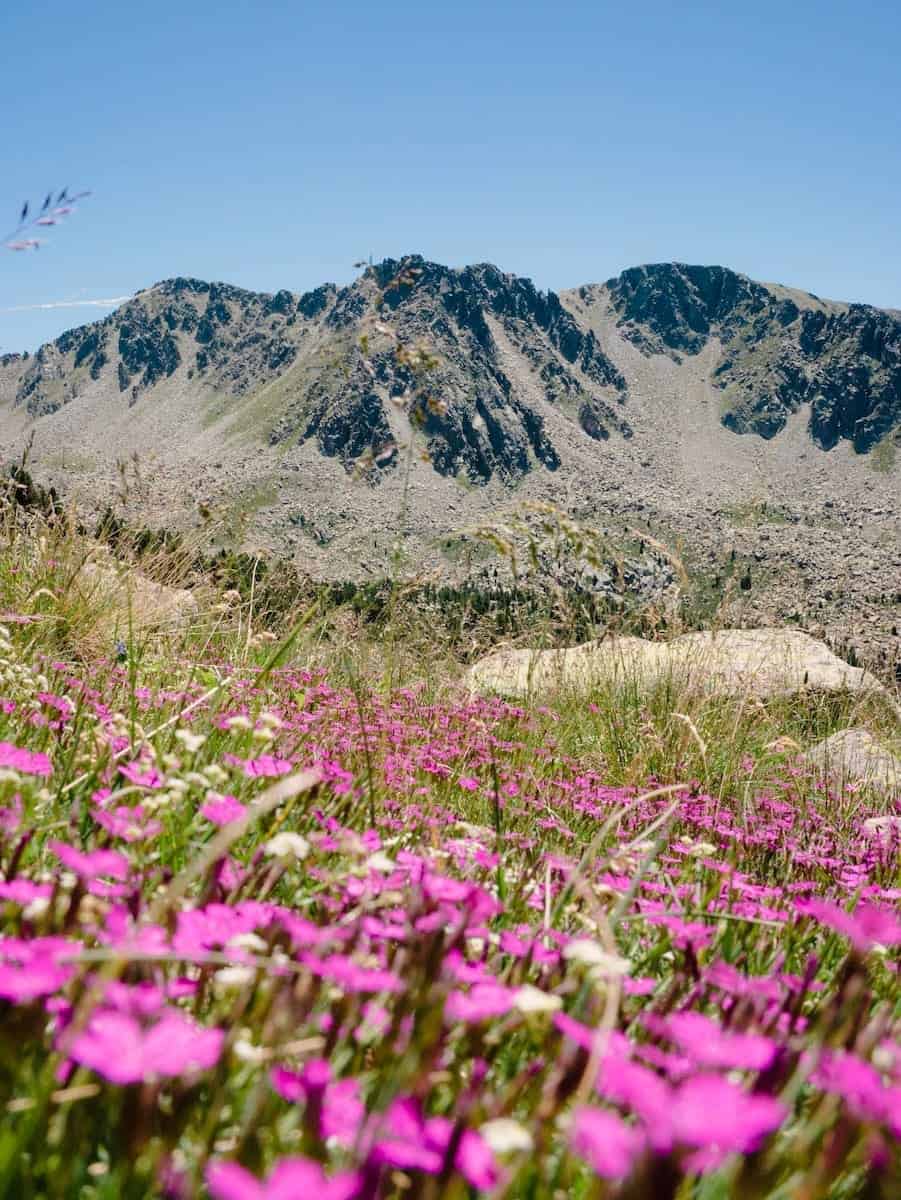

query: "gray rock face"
xmin=465 ymin=628 xmax=888 ymax=702
xmin=8 ymin=258 xmax=899 ymax=483
xmin=605 ymin=263 xmax=901 ymax=453
xmin=3 ymin=258 xmax=631 ymax=486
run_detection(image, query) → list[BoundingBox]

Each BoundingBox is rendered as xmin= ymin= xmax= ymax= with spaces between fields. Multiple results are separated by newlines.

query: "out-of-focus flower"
xmin=563 ymin=939 xmax=630 ymax=976
xmin=513 ymin=984 xmax=562 ymax=1015
xmin=0 ymin=741 xmax=52 ymax=776
xmin=263 ymin=832 xmax=310 ymax=861
xmin=50 ymin=842 xmax=129 ymax=881
xmin=799 ymin=899 xmax=901 ymax=952
xmin=569 ymin=1106 xmax=645 ymax=1179
xmin=479 ymin=1117 xmax=534 ymax=1154
xmin=206 ymin=1157 xmax=360 ymax=1200
xmin=69 ymin=1009 xmax=223 ymax=1083
xmin=201 ymin=795 xmax=248 ymax=826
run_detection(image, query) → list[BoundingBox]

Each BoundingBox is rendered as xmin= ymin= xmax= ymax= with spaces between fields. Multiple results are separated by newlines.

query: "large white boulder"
xmin=465 ymin=628 xmax=887 ymax=703
xmin=803 ymin=728 xmax=901 ymax=798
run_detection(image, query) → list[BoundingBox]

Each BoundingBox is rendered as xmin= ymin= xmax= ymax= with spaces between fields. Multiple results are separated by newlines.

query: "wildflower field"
xmin=0 ymin=512 xmax=898 ymax=1199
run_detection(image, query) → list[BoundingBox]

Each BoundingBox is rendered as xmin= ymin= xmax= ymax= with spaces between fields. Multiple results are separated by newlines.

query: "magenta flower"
xmin=800 ymin=899 xmax=901 ymax=952
xmin=270 ymin=1062 xmax=364 ymax=1147
xmin=302 ymin=952 xmax=405 ymax=994
xmin=650 ymin=1011 xmax=777 ymax=1070
xmin=0 ymin=880 xmax=52 ymax=904
xmin=69 ymin=1008 xmax=223 ymax=1083
xmin=670 ymin=1074 xmax=786 ymax=1159
xmin=228 ymin=754 xmax=293 ymax=778
xmin=812 ymin=1051 xmax=895 ymax=1126
xmin=91 ymin=804 xmax=161 ymax=842
xmin=597 ymin=1056 xmax=674 ymax=1146
xmin=50 ymin=841 xmax=129 ymax=881
xmin=445 ymin=982 xmax=517 ymax=1022
xmin=118 ymin=761 xmax=164 ymax=789
xmin=0 ymin=741 xmax=52 ymax=777
xmin=371 ymin=1098 xmax=499 ymax=1190
xmin=0 ymin=794 xmax=22 ymax=833
xmin=206 ymin=1158 xmax=360 ymax=1200
xmin=201 ymin=795 xmax=248 ymax=826
xmin=0 ymin=937 xmax=75 ymax=1002
xmin=569 ymin=1106 xmax=645 ymax=1179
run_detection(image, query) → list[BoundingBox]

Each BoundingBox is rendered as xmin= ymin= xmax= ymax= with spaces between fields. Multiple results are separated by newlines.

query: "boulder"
xmin=803 ymin=728 xmax=901 ymax=798
xmin=465 ymin=628 xmax=887 ymax=703
xmin=76 ymin=560 xmax=198 ymax=636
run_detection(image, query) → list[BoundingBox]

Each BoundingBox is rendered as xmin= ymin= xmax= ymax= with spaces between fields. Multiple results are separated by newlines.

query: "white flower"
xmin=226 ymin=715 xmax=253 ymax=732
xmin=264 ymin=832 xmax=310 ymax=861
xmin=227 ymin=932 xmax=268 ymax=954
xmin=23 ymin=897 xmax=50 ymax=921
xmin=692 ymin=842 xmax=717 ymax=857
xmin=563 ymin=939 xmax=630 ymax=976
xmin=365 ymin=851 xmax=396 ymax=874
xmin=213 ymin=966 xmax=256 ymax=992
xmin=233 ymin=1036 xmax=268 ymax=1063
xmin=513 ymin=985 xmax=562 ymax=1015
xmin=479 ymin=1118 xmax=534 ymax=1155
xmin=175 ymin=729 xmax=206 ymax=754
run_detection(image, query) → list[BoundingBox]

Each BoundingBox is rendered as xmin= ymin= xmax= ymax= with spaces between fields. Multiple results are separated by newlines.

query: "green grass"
xmin=0 ymin=494 xmax=897 ymax=1198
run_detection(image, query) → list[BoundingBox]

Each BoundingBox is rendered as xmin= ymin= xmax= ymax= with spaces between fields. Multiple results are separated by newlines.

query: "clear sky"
xmin=2 ymin=0 xmax=899 ymax=351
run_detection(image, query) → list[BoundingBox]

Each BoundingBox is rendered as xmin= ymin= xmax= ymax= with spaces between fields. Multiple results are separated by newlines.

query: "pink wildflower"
xmin=0 ymin=936 xmax=75 ymax=1002
xmin=372 ymin=1098 xmax=499 ymax=1189
xmin=445 ymin=982 xmax=517 ymax=1023
xmin=569 ymin=1106 xmax=645 ymax=1179
xmin=91 ymin=805 xmax=161 ymax=842
xmin=69 ymin=1008 xmax=223 ymax=1083
xmin=229 ymin=754 xmax=293 ymax=778
xmin=812 ymin=1051 xmax=895 ymax=1126
xmin=50 ymin=841 xmax=129 ymax=881
xmin=270 ymin=1062 xmax=364 ymax=1148
xmin=0 ymin=880 xmax=52 ymax=904
xmin=649 ymin=1011 xmax=777 ymax=1070
xmin=800 ymin=899 xmax=901 ymax=952
xmin=206 ymin=1158 xmax=360 ymax=1200
xmin=118 ymin=761 xmax=164 ymax=789
xmin=0 ymin=741 xmax=52 ymax=777
xmin=302 ymin=952 xmax=405 ymax=994
xmin=201 ymin=795 xmax=248 ymax=826
xmin=670 ymin=1074 xmax=786 ymax=1157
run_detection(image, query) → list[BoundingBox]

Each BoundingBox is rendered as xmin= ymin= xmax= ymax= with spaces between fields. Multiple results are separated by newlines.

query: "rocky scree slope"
xmin=0 ymin=257 xmax=898 ymax=669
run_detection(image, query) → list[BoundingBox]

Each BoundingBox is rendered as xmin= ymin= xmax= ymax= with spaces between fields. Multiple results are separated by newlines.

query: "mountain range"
xmin=0 ymin=257 xmax=898 ymax=667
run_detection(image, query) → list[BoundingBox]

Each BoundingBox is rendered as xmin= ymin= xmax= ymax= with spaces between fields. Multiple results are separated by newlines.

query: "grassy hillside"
xmin=0 ymin=498 xmax=897 ymax=1198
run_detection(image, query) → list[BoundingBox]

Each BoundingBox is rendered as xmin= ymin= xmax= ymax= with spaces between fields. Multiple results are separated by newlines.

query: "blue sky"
xmin=2 ymin=0 xmax=899 ymax=351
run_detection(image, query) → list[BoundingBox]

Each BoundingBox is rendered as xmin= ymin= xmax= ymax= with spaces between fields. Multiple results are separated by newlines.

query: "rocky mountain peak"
xmin=2 ymin=256 xmax=899 ymax=471
xmin=606 ymin=262 xmax=772 ymax=355
xmin=597 ymin=262 xmax=901 ymax=453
